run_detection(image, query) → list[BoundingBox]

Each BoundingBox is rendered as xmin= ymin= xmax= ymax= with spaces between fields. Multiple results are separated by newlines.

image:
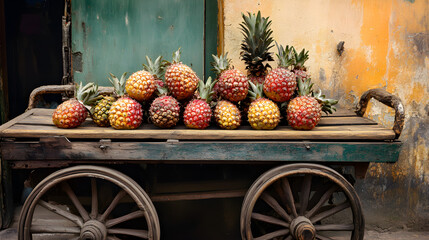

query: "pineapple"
xmin=91 ymin=95 xmax=116 ymax=127
xmin=263 ymin=43 xmax=296 ymax=102
xmin=214 ymin=100 xmax=241 ymax=130
xmin=125 ymin=56 xmax=167 ymax=102
xmin=165 ymin=48 xmax=199 ymax=100
xmin=292 ymin=47 xmax=310 ymax=82
xmin=287 ymin=78 xmax=338 ymax=130
xmin=52 ymin=82 xmax=99 ymax=128
xmin=240 ymin=11 xmax=274 ymax=84
xmin=183 ymin=77 xmax=217 ymax=129
xmin=108 ymin=73 xmax=143 ymax=130
xmin=247 ymin=81 xmax=280 ymax=130
xmin=211 ymin=53 xmax=248 ymax=102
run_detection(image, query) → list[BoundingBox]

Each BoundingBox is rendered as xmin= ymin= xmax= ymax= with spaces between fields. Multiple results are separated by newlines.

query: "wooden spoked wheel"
xmin=241 ymin=163 xmax=364 ymax=240
xmin=18 ymin=165 xmax=160 ymax=240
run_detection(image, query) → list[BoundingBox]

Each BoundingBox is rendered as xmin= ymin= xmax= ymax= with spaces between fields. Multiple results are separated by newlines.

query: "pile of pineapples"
xmin=52 ymin=11 xmax=337 ymax=131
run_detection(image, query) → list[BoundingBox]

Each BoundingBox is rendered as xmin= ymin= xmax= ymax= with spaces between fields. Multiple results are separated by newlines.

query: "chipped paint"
xmin=224 ymin=0 xmax=429 ymax=229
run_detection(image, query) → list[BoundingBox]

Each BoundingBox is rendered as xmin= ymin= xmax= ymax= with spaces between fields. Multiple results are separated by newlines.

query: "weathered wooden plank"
xmin=1 ymin=141 xmax=402 ymax=163
xmin=0 ymin=108 xmax=36 ymax=133
xmin=1 ymin=124 xmax=395 ymax=140
xmin=150 ymin=189 xmax=246 ymax=202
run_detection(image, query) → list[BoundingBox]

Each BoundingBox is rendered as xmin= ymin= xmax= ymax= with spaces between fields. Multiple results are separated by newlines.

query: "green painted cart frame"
xmin=0 ymin=88 xmax=404 ymax=240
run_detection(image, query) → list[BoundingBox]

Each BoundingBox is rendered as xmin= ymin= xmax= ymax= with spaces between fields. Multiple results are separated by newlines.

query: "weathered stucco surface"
xmin=223 ymin=0 xmax=429 ymax=229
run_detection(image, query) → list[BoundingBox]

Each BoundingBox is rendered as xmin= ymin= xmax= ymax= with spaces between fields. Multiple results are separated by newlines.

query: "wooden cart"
xmin=0 ymin=88 xmax=404 ymax=240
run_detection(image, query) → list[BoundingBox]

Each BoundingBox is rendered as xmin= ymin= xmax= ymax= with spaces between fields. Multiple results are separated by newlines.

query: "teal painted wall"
xmin=72 ymin=0 xmax=212 ymax=86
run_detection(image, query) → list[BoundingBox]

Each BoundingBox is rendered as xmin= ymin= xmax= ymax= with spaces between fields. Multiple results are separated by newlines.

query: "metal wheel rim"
xmin=241 ymin=163 xmax=364 ymax=240
xmin=18 ymin=165 xmax=160 ymax=240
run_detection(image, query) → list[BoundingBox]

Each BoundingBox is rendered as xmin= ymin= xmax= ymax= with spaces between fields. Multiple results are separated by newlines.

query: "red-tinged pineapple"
xmin=264 ymin=43 xmax=296 ymax=102
xmin=165 ymin=48 xmax=200 ymax=100
xmin=214 ymin=100 xmax=241 ymax=129
xmin=125 ymin=56 xmax=166 ymax=101
xmin=292 ymin=47 xmax=310 ymax=82
xmin=240 ymin=11 xmax=274 ymax=84
xmin=211 ymin=53 xmax=248 ymax=102
xmin=183 ymin=77 xmax=217 ymax=129
xmin=247 ymin=81 xmax=280 ymax=130
xmin=52 ymin=82 xmax=99 ymax=128
xmin=108 ymin=73 xmax=143 ymax=129
xmin=287 ymin=78 xmax=338 ymax=130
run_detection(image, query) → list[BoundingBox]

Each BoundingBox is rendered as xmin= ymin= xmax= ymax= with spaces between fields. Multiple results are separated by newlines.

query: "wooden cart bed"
xmin=0 ymin=108 xmax=401 ymax=166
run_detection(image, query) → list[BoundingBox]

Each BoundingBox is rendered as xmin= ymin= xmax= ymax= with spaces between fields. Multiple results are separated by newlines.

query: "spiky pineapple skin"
xmin=287 ymin=96 xmax=321 ymax=130
xmin=248 ymin=98 xmax=280 ymax=130
xmin=108 ymin=97 xmax=143 ymax=129
xmin=248 ymin=75 xmax=266 ymax=85
xmin=52 ymin=99 xmax=88 ymax=128
xmin=149 ymin=96 xmax=180 ymax=128
xmin=183 ymin=99 xmax=211 ymax=129
xmin=294 ymin=69 xmax=309 ymax=82
xmin=165 ymin=63 xmax=199 ymax=100
xmin=218 ymin=69 xmax=248 ymax=102
xmin=214 ymin=100 xmax=241 ymax=129
xmin=92 ymin=95 xmax=116 ymax=127
xmin=264 ymin=68 xmax=296 ymax=102
xmin=125 ymin=70 xmax=156 ymax=101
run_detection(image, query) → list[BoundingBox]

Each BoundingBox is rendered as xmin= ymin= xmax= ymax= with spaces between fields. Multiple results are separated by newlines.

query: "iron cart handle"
xmin=27 ymin=85 xmax=115 ymax=110
xmin=355 ymin=88 xmax=405 ymax=139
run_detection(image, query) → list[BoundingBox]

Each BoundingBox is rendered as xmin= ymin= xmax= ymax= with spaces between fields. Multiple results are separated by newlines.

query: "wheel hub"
xmin=80 ymin=219 xmax=107 ymax=240
xmin=290 ymin=216 xmax=316 ymax=240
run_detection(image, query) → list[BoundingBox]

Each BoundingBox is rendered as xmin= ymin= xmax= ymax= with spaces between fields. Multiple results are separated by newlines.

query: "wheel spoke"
xmin=307 ymin=183 xmax=333 ymax=210
xmin=62 ymin=182 xmax=90 ymax=222
xmin=254 ymin=229 xmax=289 ymax=240
xmin=299 ymin=175 xmax=312 ymax=215
xmin=261 ymin=193 xmax=292 ymax=222
xmin=251 ymin=212 xmax=289 ymax=228
xmin=106 ymin=210 xmax=146 ymax=228
xmin=38 ymin=200 xmax=83 ymax=227
xmin=99 ymin=190 xmax=127 ymax=222
xmin=305 ymin=185 xmax=338 ymax=218
xmin=316 ymin=234 xmax=334 ymax=240
xmin=315 ymin=224 xmax=354 ymax=231
xmin=31 ymin=224 xmax=80 ymax=234
xmin=280 ymin=178 xmax=298 ymax=217
xmin=91 ymin=178 xmax=98 ymax=219
xmin=311 ymin=201 xmax=350 ymax=223
xmin=108 ymin=228 xmax=148 ymax=239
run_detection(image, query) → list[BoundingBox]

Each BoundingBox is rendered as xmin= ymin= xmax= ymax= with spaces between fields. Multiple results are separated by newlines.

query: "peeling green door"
xmin=72 ymin=0 xmax=216 ymax=86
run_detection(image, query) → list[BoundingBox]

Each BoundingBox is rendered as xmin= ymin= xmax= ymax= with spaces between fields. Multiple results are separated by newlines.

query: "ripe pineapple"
xmin=52 ymin=82 xmax=99 ymax=128
xmin=149 ymin=96 xmax=180 ymax=128
xmin=183 ymin=77 xmax=217 ymax=129
xmin=287 ymin=78 xmax=338 ymax=130
xmin=91 ymin=95 xmax=116 ymax=127
xmin=240 ymin=11 xmax=274 ymax=84
xmin=263 ymin=43 xmax=297 ymax=102
xmin=211 ymin=53 xmax=248 ymax=102
xmin=247 ymin=81 xmax=280 ymax=130
xmin=165 ymin=48 xmax=199 ymax=100
xmin=214 ymin=100 xmax=241 ymax=130
xmin=108 ymin=73 xmax=143 ymax=129
xmin=292 ymin=47 xmax=310 ymax=82
xmin=125 ymin=56 xmax=166 ymax=101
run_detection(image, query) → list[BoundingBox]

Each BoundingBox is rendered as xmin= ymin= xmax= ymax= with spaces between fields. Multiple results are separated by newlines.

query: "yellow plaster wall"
xmin=223 ymin=0 xmax=429 ymax=227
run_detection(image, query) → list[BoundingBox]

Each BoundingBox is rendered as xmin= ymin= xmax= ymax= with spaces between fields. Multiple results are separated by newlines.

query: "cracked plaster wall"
xmin=223 ymin=0 xmax=429 ymax=230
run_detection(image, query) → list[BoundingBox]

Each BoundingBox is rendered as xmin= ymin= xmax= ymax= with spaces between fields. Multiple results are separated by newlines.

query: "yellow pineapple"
xmin=214 ymin=100 xmax=241 ymax=130
xmin=247 ymin=81 xmax=280 ymax=130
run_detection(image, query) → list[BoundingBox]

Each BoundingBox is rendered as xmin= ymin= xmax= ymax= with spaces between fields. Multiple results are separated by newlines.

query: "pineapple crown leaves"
xmin=248 ymin=80 xmax=265 ymax=100
xmin=142 ymin=55 xmax=168 ymax=80
xmin=197 ymin=77 xmax=218 ymax=103
xmin=211 ymin=53 xmax=232 ymax=76
xmin=293 ymin=47 xmax=309 ymax=70
xmin=297 ymin=78 xmax=338 ymax=114
xmin=108 ymin=72 xmax=127 ymax=97
xmin=239 ymin=11 xmax=274 ymax=75
xmin=276 ymin=42 xmax=295 ymax=69
xmin=75 ymin=82 xmax=102 ymax=108
xmin=172 ymin=47 xmax=182 ymax=63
